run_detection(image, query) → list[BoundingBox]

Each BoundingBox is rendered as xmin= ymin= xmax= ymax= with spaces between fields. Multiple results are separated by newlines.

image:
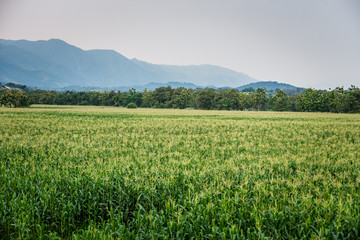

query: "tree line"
xmin=1 ymin=86 xmax=360 ymax=113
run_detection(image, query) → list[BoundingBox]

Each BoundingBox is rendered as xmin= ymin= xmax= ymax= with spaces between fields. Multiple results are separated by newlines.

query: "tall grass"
xmin=0 ymin=106 xmax=359 ymax=239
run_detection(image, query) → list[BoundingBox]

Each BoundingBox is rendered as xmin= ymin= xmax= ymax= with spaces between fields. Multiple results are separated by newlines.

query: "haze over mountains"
xmin=0 ymin=39 xmax=299 ymax=91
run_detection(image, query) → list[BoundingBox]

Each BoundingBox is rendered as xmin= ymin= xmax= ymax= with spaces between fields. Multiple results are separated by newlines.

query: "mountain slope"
xmin=131 ymin=59 xmax=255 ymax=87
xmin=0 ymin=39 xmax=152 ymax=87
xmin=0 ymin=38 xmax=257 ymax=89
xmin=0 ymin=43 xmax=83 ymax=88
xmin=237 ymin=81 xmax=301 ymax=91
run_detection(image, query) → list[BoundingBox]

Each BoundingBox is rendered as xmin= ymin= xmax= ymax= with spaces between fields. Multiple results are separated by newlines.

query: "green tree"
xmin=272 ymin=90 xmax=290 ymax=111
xmin=0 ymin=91 xmax=30 ymax=107
xmin=288 ymin=95 xmax=300 ymax=111
xmin=180 ymin=88 xmax=191 ymax=109
xmin=151 ymin=87 xmax=172 ymax=108
xmin=346 ymin=85 xmax=360 ymax=113
xmin=168 ymin=88 xmax=189 ymax=109
xmin=237 ymin=93 xmax=249 ymax=110
xmin=296 ymin=88 xmax=327 ymax=112
xmin=0 ymin=91 xmax=15 ymax=107
xmin=14 ymin=92 xmax=30 ymax=107
xmin=125 ymin=88 xmax=142 ymax=107
xmin=141 ymin=89 xmax=154 ymax=108
xmin=215 ymin=89 xmax=240 ymax=110
xmin=241 ymin=87 xmax=255 ymax=92
xmin=252 ymin=88 xmax=268 ymax=110
xmin=327 ymin=87 xmax=347 ymax=113
xmin=195 ymin=88 xmax=216 ymax=110
xmin=89 ymin=91 xmax=101 ymax=106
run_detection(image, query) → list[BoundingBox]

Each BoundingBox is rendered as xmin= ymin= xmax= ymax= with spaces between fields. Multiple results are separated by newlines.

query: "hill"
xmin=237 ymin=81 xmax=302 ymax=91
xmin=0 ymin=39 xmax=256 ymax=89
xmin=55 ymin=81 xmax=302 ymax=92
xmin=0 ymin=82 xmax=31 ymax=93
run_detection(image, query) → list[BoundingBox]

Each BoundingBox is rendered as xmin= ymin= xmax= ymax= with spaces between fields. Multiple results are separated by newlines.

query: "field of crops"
xmin=1 ymin=105 xmax=360 ymax=239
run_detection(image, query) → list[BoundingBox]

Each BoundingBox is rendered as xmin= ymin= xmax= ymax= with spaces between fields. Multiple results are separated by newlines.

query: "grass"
xmin=1 ymin=105 xmax=359 ymax=239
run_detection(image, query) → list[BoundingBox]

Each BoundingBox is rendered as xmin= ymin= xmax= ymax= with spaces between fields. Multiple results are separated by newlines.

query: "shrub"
xmin=0 ymin=91 xmax=30 ymax=108
xmin=126 ymin=102 xmax=137 ymax=108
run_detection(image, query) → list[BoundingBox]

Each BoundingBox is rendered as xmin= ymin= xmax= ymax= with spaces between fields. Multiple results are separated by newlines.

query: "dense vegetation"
xmin=20 ymin=85 xmax=360 ymax=113
xmin=0 ymin=90 xmax=30 ymax=108
xmin=0 ymin=106 xmax=359 ymax=239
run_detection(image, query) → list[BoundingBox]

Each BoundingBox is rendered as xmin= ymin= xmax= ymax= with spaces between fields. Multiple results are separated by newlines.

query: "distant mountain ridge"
xmin=57 ymin=82 xmax=200 ymax=92
xmin=238 ymin=81 xmax=301 ymax=91
xmin=0 ymin=38 xmax=258 ymax=89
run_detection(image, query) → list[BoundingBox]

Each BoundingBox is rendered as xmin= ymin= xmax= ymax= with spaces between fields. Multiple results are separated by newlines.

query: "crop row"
xmin=0 ymin=106 xmax=359 ymax=239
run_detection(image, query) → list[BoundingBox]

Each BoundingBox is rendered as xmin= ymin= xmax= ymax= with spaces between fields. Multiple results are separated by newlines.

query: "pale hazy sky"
xmin=1 ymin=0 xmax=359 ymax=89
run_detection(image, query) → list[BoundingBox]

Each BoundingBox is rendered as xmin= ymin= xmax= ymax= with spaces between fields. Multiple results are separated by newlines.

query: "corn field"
xmin=0 ymin=105 xmax=360 ymax=239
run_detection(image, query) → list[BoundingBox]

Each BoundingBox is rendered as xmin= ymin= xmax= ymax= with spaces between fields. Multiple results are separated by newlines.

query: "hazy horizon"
xmin=1 ymin=0 xmax=359 ymax=89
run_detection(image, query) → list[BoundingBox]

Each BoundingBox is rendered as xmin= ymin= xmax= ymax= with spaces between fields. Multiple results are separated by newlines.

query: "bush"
xmin=126 ymin=102 xmax=137 ymax=108
xmin=0 ymin=91 xmax=30 ymax=108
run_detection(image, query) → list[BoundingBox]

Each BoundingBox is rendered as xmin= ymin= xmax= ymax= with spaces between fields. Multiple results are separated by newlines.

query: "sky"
xmin=0 ymin=0 xmax=359 ymax=89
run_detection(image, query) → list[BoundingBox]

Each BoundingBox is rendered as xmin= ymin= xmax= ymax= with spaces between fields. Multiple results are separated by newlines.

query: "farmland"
xmin=0 ymin=105 xmax=360 ymax=239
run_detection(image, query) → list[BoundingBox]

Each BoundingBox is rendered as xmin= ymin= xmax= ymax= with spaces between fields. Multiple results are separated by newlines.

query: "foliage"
xmin=126 ymin=102 xmax=137 ymax=108
xmin=0 ymin=90 xmax=15 ymax=107
xmin=250 ymin=88 xmax=268 ymax=110
xmin=0 ymin=90 xmax=30 ymax=108
xmin=125 ymin=88 xmax=142 ymax=107
xmin=195 ymin=88 xmax=216 ymax=110
xmin=0 ymin=106 xmax=359 ymax=239
xmin=327 ymin=87 xmax=348 ymax=113
xmin=4 ymin=82 xmax=29 ymax=90
xmin=241 ymin=87 xmax=255 ymax=92
xmin=272 ymin=89 xmax=290 ymax=111
xmin=296 ymin=88 xmax=328 ymax=112
xmin=214 ymin=89 xmax=240 ymax=110
xmin=22 ymin=85 xmax=360 ymax=113
xmin=346 ymin=85 xmax=360 ymax=113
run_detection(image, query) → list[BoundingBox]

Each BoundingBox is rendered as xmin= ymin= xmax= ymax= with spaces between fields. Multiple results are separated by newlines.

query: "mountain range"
xmin=0 ymin=38 xmax=299 ymax=91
